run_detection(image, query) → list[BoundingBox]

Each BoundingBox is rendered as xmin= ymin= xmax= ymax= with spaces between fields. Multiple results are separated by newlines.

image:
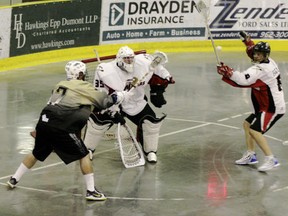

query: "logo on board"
xmin=109 ymin=3 xmax=125 ymax=26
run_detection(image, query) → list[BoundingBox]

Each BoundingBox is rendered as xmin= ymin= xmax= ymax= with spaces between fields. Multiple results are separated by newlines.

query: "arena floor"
xmin=1 ymin=50 xmax=288 ymax=216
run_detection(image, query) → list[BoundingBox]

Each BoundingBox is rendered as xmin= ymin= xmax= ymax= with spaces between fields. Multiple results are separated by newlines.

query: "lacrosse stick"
xmin=94 ymin=49 xmax=101 ymax=63
xmin=114 ymin=74 xmax=148 ymax=168
xmin=197 ymin=0 xmax=221 ymax=65
xmin=114 ymin=64 xmax=153 ymax=168
xmin=81 ymin=50 xmax=146 ymax=64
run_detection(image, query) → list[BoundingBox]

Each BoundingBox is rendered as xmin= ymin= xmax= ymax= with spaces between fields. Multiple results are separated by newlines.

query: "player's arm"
xmin=239 ymin=31 xmax=255 ymax=60
xmin=217 ymin=63 xmax=264 ymax=88
xmin=148 ymin=66 xmax=175 ymax=108
xmin=94 ymin=64 xmax=117 ymax=95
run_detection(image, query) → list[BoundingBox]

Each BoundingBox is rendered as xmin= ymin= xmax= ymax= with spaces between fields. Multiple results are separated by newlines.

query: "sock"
xmin=247 ymin=150 xmax=255 ymax=154
xmin=13 ymin=163 xmax=30 ymax=181
xmin=83 ymin=173 xmax=95 ymax=191
xmin=266 ymin=155 xmax=274 ymax=159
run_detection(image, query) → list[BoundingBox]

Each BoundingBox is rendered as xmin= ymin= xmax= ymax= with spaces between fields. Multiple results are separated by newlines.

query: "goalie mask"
xmin=116 ymin=46 xmax=135 ymax=73
xmin=151 ymin=51 xmax=168 ymax=68
xmin=65 ymin=61 xmax=87 ymax=80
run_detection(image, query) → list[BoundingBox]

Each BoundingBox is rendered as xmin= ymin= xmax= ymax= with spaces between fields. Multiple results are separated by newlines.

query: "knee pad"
xmin=83 ymin=114 xmax=112 ymax=150
xmin=140 ymin=114 xmax=166 ymax=154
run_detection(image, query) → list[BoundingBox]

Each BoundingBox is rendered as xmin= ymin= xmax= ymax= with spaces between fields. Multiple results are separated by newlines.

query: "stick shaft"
xmin=206 ymin=24 xmax=221 ymax=64
xmin=82 ymin=50 xmax=146 ymax=63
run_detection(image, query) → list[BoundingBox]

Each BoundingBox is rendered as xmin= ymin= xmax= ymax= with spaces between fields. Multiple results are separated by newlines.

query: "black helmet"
xmin=253 ymin=41 xmax=271 ymax=56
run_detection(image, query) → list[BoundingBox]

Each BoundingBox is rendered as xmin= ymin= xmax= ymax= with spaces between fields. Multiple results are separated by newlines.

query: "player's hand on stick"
xmin=217 ymin=62 xmax=233 ymax=78
xmin=239 ymin=31 xmax=250 ymax=42
xmin=110 ymin=111 xmax=126 ymax=125
xmin=167 ymin=76 xmax=175 ymax=84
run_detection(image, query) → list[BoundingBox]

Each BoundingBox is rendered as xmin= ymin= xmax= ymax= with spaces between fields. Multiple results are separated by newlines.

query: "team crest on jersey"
xmin=124 ymin=77 xmax=145 ymax=90
xmin=97 ymin=65 xmax=104 ymax=72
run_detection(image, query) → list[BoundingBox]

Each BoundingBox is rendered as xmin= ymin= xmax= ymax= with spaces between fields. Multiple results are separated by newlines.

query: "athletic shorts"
xmin=245 ymin=112 xmax=284 ymax=134
xmin=33 ymin=124 xmax=88 ymax=164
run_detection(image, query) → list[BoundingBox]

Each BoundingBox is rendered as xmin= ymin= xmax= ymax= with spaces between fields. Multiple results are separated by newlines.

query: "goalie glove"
xmin=167 ymin=76 xmax=175 ymax=84
xmin=239 ymin=31 xmax=250 ymax=42
xmin=217 ymin=62 xmax=233 ymax=78
xmin=111 ymin=91 xmax=134 ymax=105
xmin=150 ymin=85 xmax=167 ymax=108
xmin=149 ymin=74 xmax=175 ymax=89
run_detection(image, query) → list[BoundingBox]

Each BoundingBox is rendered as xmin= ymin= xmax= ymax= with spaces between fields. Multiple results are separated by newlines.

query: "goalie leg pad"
xmin=141 ymin=114 xmax=166 ymax=154
xmin=83 ymin=114 xmax=112 ymax=151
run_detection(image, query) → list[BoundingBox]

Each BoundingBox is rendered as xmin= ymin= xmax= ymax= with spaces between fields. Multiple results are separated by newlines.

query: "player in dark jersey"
xmin=7 ymin=61 xmax=123 ymax=200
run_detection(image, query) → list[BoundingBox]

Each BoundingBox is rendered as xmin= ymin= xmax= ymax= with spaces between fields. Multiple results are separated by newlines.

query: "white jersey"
xmin=229 ymin=58 xmax=285 ymax=114
xmin=93 ymin=54 xmax=171 ymax=116
xmin=94 ymin=59 xmax=133 ymax=93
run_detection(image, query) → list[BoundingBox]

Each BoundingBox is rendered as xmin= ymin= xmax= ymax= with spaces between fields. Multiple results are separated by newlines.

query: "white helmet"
xmin=151 ymin=51 xmax=168 ymax=68
xmin=116 ymin=46 xmax=135 ymax=73
xmin=65 ymin=61 xmax=87 ymax=80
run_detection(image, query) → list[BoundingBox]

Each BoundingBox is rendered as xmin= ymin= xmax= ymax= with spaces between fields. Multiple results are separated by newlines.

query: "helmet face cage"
xmin=253 ymin=41 xmax=271 ymax=57
xmin=116 ymin=46 xmax=135 ymax=73
xmin=65 ymin=61 xmax=87 ymax=80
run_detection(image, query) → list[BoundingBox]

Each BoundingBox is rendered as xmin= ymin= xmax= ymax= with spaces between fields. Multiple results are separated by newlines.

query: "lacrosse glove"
xmin=150 ymin=85 xmax=167 ymax=108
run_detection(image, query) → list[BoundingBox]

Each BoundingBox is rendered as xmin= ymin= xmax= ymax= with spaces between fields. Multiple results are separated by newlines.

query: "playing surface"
xmin=1 ymin=51 xmax=288 ymax=216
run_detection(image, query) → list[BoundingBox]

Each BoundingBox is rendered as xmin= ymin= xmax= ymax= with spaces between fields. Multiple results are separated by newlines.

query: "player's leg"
xmin=235 ymin=114 xmax=258 ymax=165
xmin=7 ymin=154 xmax=38 ymax=189
xmin=7 ymin=124 xmax=52 ymax=189
xmin=80 ymin=155 xmax=107 ymax=201
xmin=243 ymin=120 xmax=256 ymax=152
xmin=52 ymin=128 xmax=106 ymax=201
xmin=141 ymin=115 xmax=166 ymax=162
xmin=250 ymin=112 xmax=283 ymax=171
xmin=83 ymin=112 xmax=113 ymax=160
xmin=125 ymin=104 xmax=166 ymax=163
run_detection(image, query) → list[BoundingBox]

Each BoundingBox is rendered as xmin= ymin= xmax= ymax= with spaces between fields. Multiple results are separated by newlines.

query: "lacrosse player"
xmin=84 ymin=46 xmax=175 ymax=163
xmin=217 ymin=31 xmax=286 ymax=172
xmin=7 ymin=61 xmax=124 ymax=201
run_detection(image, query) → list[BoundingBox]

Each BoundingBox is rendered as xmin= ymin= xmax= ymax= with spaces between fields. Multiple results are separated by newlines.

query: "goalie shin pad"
xmin=141 ymin=114 xmax=166 ymax=154
xmin=83 ymin=115 xmax=112 ymax=150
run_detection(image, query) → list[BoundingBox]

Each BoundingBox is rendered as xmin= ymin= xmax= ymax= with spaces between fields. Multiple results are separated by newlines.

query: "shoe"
xmin=86 ymin=187 xmax=107 ymax=201
xmin=147 ymin=152 xmax=157 ymax=163
xmin=7 ymin=177 xmax=18 ymax=189
xmin=258 ymin=157 xmax=280 ymax=172
xmin=235 ymin=151 xmax=258 ymax=165
xmin=88 ymin=149 xmax=95 ymax=161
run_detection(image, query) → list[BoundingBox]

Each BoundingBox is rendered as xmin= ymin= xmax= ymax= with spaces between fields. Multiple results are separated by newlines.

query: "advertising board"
xmin=100 ymin=0 xmax=288 ymax=44
xmin=10 ymin=0 xmax=101 ymax=57
xmin=0 ymin=8 xmax=12 ymax=59
xmin=100 ymin=0 xmax=205 ymax=43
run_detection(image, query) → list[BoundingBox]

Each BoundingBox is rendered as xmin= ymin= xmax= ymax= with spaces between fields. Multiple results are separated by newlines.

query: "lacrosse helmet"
xmin=253 ymin=41 xmax=271 ymax=57
xmin=65 ymin=61 xmax=87 ymax=80
xmin=151 ymin=51 xmax=168 ymax=68
xmin=116 ymin=46 xmax=135 ymax=73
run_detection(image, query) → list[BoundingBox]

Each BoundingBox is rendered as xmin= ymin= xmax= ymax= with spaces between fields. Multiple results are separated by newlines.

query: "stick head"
xmin=196 ymin=0 xmax=209 ymax=20
xmin=196 ymin=0 xmax=207 ymax=12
